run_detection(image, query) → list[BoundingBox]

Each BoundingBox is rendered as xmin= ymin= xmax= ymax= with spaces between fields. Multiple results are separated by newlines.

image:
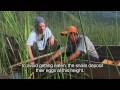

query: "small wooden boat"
xmin=83 ymin=45 xmax=120 ymax=79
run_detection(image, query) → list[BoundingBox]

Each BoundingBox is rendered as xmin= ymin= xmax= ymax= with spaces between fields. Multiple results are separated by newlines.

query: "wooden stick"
xmin=9 ymin=52 xmax=54 ymax=69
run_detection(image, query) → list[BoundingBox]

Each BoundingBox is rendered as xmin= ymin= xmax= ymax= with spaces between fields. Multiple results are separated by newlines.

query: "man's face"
xmin=69 ymin=33 xmax=78 ymax=44
xmin=38 ymin=22 xmax=46 ymax=33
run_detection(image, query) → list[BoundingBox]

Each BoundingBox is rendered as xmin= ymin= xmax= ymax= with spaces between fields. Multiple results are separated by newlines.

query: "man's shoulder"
xmin=79 ymin=35 xmax=87 ymax=38
xmin=79 ymin=35 xmax=90 ymax=40
xmin=45 ymin=27 xmax=51 ymax=31
xmin=45 ymin=27 xmax=53 ymax=34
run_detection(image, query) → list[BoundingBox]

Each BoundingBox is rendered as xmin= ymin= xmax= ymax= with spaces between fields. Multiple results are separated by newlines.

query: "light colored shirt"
xmin=76 ymin=35 xmax=99 ymax=59
xmin=27 ymin=27 xmax=54 ymax=50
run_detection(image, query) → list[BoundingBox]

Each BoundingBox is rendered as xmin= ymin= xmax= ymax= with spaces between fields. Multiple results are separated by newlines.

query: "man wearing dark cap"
xmin=27 ymin=16 xmax=57 ymax=64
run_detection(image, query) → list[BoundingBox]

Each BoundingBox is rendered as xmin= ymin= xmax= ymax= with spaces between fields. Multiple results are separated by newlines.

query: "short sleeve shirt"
xmin=66 ymin=35 xmax=99 ymax=59
xmin=27 ymin=27 xmax=54 ymax=50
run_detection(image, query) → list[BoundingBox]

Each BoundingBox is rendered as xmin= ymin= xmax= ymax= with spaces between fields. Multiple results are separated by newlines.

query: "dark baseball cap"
xmin=35 ymin=16 xmax=45 ymax=24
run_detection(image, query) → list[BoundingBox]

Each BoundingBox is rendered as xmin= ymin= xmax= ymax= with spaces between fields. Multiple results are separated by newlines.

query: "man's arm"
xmin=46 ymin=49 xmax=62 ymax=64
xmin=27 ymin=31 xmax=36 ymax=64
xmin=67 ymin=50 xmax=80 ymax=62
xmin=45 ymin=46 xmax=66 ymax=64
xmin=28 ymin=46 xmax=35 ymax=64
xmin=46 ymin=27 xmax=55 ymax=46
xmin=48 ymin=36 xmax=55 ymax=46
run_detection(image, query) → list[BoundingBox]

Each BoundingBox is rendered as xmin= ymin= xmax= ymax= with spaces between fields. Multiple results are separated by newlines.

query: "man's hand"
xmin=30 ymin=61 xmax=35 ymax=65
xmin=43 ymin=60 xmax=64 ymax=64
xmin=48 ymin=37 xmax=55 ymax=46
xmin=30 ymin=57 xmax=35 ymax=65
xmin=68 ymin=50 xmax=80 ymax=61
xmin=55 ymin=61 xmax=64 ymax=64
xmin=28 ymin=46 xmax=35 ymax=65
xmin=43 ymin=60 xmax=51 ymax=64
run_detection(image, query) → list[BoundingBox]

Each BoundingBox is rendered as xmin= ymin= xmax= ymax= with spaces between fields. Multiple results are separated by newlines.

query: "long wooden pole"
xmin=10 ymin=52 xmax=54 ymax=69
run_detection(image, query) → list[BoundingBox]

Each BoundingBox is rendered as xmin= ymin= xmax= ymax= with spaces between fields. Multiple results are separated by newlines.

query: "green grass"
xmin=0 ymin=11 xmax=120 ymax=79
